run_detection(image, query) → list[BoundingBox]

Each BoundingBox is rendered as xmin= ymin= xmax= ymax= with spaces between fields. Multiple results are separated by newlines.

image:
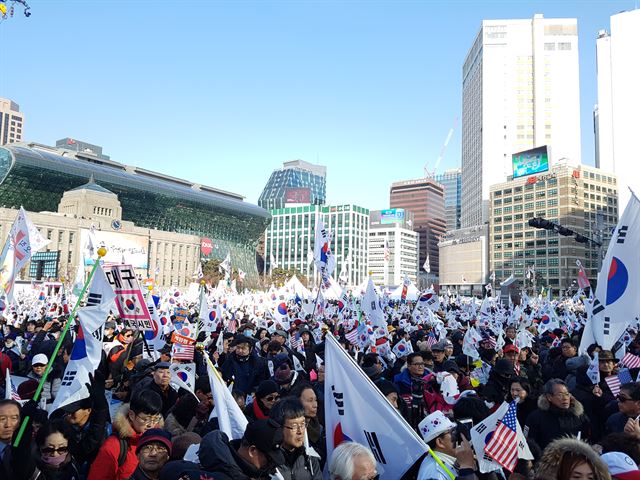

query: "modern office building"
xmin=489 ymin=163 xmax=618 ymax=293
xmin=55 ymin=138 xmax=111 ymax=160
xmin=595 ymin=9 xmax=640 ymax=211
xmin=368 ymin=209 xmax=419 ymax=287
xmin=434 ymin=169 xmax=462 ymax=231
xmin=389 ymin=178 xmax=445 ymax=277
xmin=438 ymin=224 xmax=489 ymax=296
xmin=461 ymin=14 xmax=581 ymax=228
xmin=258 ymin=160 xmax=327 ymax=210
xmin=0 ymin=143 xmax=271 ymax=286
xmin=0 ymin=98 xmax=24 ymax=145
xmin=264 ymin=204 xmax=369 ymax=286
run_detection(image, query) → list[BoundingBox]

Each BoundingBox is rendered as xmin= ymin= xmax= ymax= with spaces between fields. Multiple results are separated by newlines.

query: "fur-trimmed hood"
xmin=537 ymin=393 xmax=584 ymax=417
xmin=112 ymin=403 xmax=164 ymax=439
xmin=535 ymin=437 xmax=611 ymax=480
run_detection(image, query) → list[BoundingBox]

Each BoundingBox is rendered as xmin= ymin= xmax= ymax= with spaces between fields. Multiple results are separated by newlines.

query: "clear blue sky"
xmin=0 ymin=0 xmax=634 ymax=211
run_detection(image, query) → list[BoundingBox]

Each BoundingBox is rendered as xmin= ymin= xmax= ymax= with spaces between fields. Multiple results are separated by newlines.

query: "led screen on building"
xmin=81 ymin=229 xmax=149 ymax=269
xmin=380 ymin=208 xmax=405 ymax=224
xmin=512 ymin=146 xmax=549 ymax=179
xmin=285 ymin=187 xmax=311 ymax=204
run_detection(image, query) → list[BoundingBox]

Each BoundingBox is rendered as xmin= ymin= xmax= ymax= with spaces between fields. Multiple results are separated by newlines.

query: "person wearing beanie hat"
xmin=219 ymin=332 xmax=269 ymax=396
xmin=480 ymin=359 xmax=514 ymax=407
xmin=132 ymin=429 xmax=172 ymax=480
xmin=244 ymin=379 xmax=280 ymax=422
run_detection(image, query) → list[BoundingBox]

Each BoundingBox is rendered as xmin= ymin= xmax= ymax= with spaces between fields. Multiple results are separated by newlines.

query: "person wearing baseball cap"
xmin=28 ymin=353 xmax=61 ymax=404
xmin=602 ymin=452 xmax=640 ymax=480
xmin=198 ymin=419 xmax=284 ymax=478
xmin=416 ymin=411 xmax=477 ymax=480
xmin=132 ymin=429 xmax=172 ymax=479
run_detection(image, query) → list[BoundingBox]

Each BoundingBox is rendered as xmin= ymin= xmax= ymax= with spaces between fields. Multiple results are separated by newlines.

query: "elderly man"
xmin=417 ymin=411 xmax=477 ymax=480
xmin=131 ymin=429 xmax=172 ymax=480
xmin=328 ymin=442 xmax=378 ymax=480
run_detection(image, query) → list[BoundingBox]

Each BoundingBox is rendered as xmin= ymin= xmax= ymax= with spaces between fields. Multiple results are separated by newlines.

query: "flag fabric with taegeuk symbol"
xmin=170 ymin=363 xmax=196 ymax=394
xmin=324 ymin=334 xmax=427 ymax=479
xmin=392 ymin=338 xmax=413 ymax=358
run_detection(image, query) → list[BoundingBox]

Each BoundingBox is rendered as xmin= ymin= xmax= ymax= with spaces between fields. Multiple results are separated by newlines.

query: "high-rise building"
xmin=461 ymin=14 xmax=581 ymax=228
xmin=434 ymin=169 xmax=462 ymax=231
xmin=0 ymin=98 xmax=24 ymax=145
xmin=368 ymin=209 xmax=419 ymax=287
xmin=56 ymin=138 xmax=110 ymax=160
xmin=595 ymin=9 xmax=640 ymax=211
xmin=389 ymin=178 xmax=445 ymax=277
xmin=258 ymin=160 xmax=327 ymax=210
xmin=264 ymin=204 xmax=369 ymax=286
xmin=489 ymin=163 xmax=618 ymax=292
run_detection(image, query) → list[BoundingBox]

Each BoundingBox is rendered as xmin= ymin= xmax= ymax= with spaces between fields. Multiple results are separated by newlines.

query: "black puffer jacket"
xmin=198 ymin=430 xmax=273 ymax=480
xmin=525 ymin=394 xmax=591 ymax=450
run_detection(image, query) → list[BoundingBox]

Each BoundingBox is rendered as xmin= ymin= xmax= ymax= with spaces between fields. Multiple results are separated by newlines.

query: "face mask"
xmin=236 ymin=354 xmax=250 ymax=362
xmin=41 ymin=453 xmax=67 ymax=467
xmin=244 ymin=330 xmax=253 ymax=337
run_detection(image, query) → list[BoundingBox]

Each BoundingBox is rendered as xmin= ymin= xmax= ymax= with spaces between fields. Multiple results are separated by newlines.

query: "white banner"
xmin=324 ymin=334 xmax=427 ymax=479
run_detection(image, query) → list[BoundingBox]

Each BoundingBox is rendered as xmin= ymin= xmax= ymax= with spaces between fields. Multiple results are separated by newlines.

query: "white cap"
xmin=418 ymin=411 xmax=456 ymax=443
xmin=601 ymin=452 xmax=640 ymax=477
xmin=32 ymin=353 xmax=49 ymax=366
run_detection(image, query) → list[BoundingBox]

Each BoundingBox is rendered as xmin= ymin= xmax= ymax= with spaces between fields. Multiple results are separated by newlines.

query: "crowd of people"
xmin=1 ymin=284 xmax=640 ymax=480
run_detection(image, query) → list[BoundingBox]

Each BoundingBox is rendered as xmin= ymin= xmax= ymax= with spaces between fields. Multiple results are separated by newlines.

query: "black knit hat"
xmin=256 ymin=380 xmax=279 ymax=399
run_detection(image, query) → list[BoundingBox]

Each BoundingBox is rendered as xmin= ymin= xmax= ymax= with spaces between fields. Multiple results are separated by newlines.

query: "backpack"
xmin=117 ymin=436 xmax=129 ymax=468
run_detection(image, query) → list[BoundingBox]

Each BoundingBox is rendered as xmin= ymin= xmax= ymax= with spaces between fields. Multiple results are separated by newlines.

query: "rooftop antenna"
xmin=425 ymin=117 xmax=458 ymax=178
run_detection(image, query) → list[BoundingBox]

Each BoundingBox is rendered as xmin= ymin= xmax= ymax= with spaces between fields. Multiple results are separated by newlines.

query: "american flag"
xmin=484 ymin=401 xmax=519 ymax=472
xmin=621 ymin=352 xmax=640 ymax=369
xmin=425 ymin=334 xmax=437 ymax=348
xmin=485 ymin=335 xmax=497 ymax=349
xmin=289 ymin=333 xmax=301 ymax=350
xmin=605 ymin=369 xmax=634 ymax=396
xmin=345 ymin=328 xmax=359 ymax=345
xmin=172 ymin=343 xmax=194 ymax=361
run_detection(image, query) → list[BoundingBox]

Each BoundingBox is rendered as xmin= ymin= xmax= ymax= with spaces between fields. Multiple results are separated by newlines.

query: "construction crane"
xmin=424 ymin=117 xmax=458 ymax=178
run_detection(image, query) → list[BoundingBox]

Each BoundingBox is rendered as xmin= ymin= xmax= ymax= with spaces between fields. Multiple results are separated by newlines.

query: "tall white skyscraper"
xmin=461 ymin=14 xmax=581 ymax=228
xmin=595 ymin=9 xmax=640 ymax=210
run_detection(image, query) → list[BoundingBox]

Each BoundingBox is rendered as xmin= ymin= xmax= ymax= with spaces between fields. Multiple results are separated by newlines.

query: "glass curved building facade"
xmin=0 ymin=144 xmax=271 ymax=285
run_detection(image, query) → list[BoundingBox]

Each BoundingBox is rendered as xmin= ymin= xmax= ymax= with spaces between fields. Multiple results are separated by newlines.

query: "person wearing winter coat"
xmin=130 ymin=429 xmax=172 ymax=480
xmin=525 ymin=379 xmax=591 ymax=450
xmin=220 ymin=336 xmax=269 ymax=396
xmin=480 ymin=359 xmax=514 ymax=409
xmin=534 ymin=437 xmax=611 ymax=480
xmin=87 ymin=390 xmax=164 ymax=480
xmin=269 ymin=398 xmax=322 ymax=480
xmin=197 ymin=420 xmax=285 ymax=480
xmin=244 ymin=380 xmax=280 ymax=422
xmin=28 ymin=419 xmax=82 ymax=480
xmin=28 ymin=353 xmax=61 ymax=405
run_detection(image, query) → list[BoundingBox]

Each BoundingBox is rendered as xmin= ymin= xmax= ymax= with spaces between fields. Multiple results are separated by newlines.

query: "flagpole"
xmin=13 ymin=247 xmax=108 ymax=447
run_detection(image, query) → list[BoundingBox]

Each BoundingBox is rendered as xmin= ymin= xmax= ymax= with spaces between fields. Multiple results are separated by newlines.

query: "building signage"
xmin=200 ymin=237 xmax=213 ymax=256
xmin=380 ymin=208 xmax=405 ymax=224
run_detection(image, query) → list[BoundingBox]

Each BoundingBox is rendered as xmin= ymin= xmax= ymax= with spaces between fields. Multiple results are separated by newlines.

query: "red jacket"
xmin=87 ymin=403 xmax=145 ymax=480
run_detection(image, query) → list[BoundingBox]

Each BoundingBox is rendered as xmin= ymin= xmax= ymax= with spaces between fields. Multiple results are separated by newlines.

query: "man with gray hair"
xmin=328 ymin=442 xmax=378 ymax=480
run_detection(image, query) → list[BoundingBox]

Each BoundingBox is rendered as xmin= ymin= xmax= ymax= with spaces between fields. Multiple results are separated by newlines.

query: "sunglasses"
xmin=263 ymin=394 xmax=279 ymax=402
xmin=41 ymin=446 xmax=68 ymax=456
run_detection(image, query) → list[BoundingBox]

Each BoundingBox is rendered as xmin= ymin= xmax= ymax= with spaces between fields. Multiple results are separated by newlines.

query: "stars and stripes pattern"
xmin=605 ymin=368 xmax=634 ymax=396
xmin=172 ymin=343 xmax=195 ymax=361
xmin=345 ymin=328 xmax=359 ymax=345
xmin=621 ymin=352 xmax=640 ymax=369
xmin=484 ymin=401 xmax=519 ymax=472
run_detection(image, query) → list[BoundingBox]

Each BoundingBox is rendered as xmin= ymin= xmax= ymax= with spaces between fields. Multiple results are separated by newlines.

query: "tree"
xmin=266 ymin=268 xmax=308 ymax=288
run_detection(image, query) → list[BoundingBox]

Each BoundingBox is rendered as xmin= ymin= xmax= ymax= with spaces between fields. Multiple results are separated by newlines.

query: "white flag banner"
xmin=170 ymin=362 xmax=196 ymax=394
xmin=325 ymin=334 xmax=427 ymax=479
xmin=470 ymin=401 xmax=532 ymax=473
xmin=143 ymin=295 xmax=166 ymax=357
xmin=586 ymin=352 xmax=600 ymax=385
xmin=51 ymin=265 xmax=116 ymax=413
xmin=0 ymin=207 xmax=50 ymax=300
xmin=206 ymin=358 xmax=248 ymax=440
xmin=592 ymin=192 xmax=640 ymax=349
xmin=423 ymin=254 xmax=431 ymax=274
xmin=362 ymin=278 xmax=386 ymax=330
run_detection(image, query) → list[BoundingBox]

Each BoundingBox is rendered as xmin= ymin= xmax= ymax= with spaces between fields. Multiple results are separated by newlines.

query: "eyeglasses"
xmin=140 ymin=444 xmax=168 ymax=455
xmin=41 ymin=446 xmax=68 ymax=456
xmin=551 ymin=392 xmax=571 ymax=398
xmin=124 ymin=333 xmax=134 ymax=338
xmin=410 ymin=362 xmax=425 ymax=367
xmin=136 ymin=414 xmax=162 ymax=426
xmin=263 ymin=394 xmax=279 ymax=402
xmin=283 ymin=420 xmax=308 ymax=432
xmin=617 ymin=394 xmax=634 ymax=403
